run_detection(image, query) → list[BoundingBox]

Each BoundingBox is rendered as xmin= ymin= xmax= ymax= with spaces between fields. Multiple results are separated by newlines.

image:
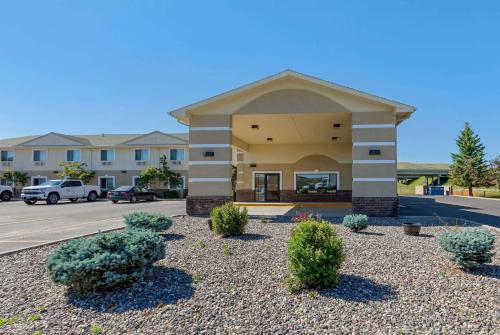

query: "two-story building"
xmin=1 ymin=70 xmax=415 ymax=217
xmin=0 ymin=131 xmax=189 ymax=193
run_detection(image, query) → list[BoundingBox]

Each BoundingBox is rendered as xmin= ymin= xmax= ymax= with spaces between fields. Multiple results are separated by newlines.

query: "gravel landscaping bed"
xmin=1 ymin=216 xmax=499 ymax=334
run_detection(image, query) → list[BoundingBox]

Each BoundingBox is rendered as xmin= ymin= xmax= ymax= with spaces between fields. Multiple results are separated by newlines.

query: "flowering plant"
xmin=292 ymin=211 xmax=322 ymax=223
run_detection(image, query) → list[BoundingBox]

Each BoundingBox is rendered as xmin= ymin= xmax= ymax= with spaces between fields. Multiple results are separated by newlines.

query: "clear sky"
xmin=0 ymin=1 xmax=498 ymax=163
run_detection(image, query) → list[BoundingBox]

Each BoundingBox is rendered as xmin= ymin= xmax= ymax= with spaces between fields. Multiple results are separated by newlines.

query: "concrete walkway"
xmin=234 ymin=202 xmax=352 ymax=217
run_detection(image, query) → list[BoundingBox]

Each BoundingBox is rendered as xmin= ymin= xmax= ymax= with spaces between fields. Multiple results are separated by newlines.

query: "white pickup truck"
xmin=21 ymin=179 xmax=101 ymax=205
xmin=0 ymin=185 xmax=13 ymax=201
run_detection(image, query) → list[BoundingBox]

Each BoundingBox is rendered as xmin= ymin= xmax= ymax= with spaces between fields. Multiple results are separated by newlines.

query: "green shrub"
xmin=438 ymin=228 xmax=495 ymax=269
xmin=210 ymin=203 xmax=248 ymax=237
xmin=288 ymin=219 xmax=344 ymax=290
xmin=47 ymin=229 xmax=165 ymax=293
xmin=124 ymin=212 xmax=172 ymax=232
xmin=342 ymin=214 xmax=369 ymax=232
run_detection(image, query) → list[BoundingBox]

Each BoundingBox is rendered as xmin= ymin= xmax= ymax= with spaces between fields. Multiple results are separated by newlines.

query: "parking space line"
xmin=0 ymin=217 xmax=124 ymax=239
xmin=0 ymin=216 xmax=68 ymax=226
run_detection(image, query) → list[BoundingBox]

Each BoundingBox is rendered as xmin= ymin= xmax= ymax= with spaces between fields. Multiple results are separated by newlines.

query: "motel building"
xmin=169 ymin=70 xmax=416 ymax=216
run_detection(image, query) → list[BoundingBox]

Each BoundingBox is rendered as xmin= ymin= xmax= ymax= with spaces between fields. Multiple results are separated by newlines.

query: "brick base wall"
xmin=186 ymin=196 xmax=233 ymax=216
xmin=352 ymin=197 xmax=399 ymax=217
xmin=235 ymin=190 xmax=352 ymax=202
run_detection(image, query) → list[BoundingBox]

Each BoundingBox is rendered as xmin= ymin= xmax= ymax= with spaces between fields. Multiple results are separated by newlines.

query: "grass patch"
xmin=222 ymin=243 xmax=233 ymax=256
xmin=27 ymin=314 xmax=42 ymax=322
xmin=0 ymin=316 xmax=20 ymax=326
xmin=91 ymin=323 xmax=103 ymax=335
xmin=192 ymin=271 xmax=201 ymax=284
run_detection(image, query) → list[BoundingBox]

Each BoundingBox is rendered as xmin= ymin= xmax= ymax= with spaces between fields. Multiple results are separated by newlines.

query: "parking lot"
xmin=0 ymin=199 xmax=185 ymax=254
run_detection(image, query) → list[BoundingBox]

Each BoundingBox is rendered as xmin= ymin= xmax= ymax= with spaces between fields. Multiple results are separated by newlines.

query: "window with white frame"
xmin=295 ymin=172 xmax=338 ymax=194
xmin=132 ymin=176 xmax=141 ymax=186
xmin=98 ymin=176 xmax=115 ymax=190
xmin=33 ymin=150 xmax=48 ymax=162
xmin=0 ymin=178 xmax=13 ymax=186
xmin=31 ymin=176 xmax=47 ymax=186
xmin=66 ymin=149 xmax=81 ymax=162
xmin=169 ymin=176 xmax=185 ymax=189
xmin=169 ymin=149 xmax=185 ymax=161
xmin=134 ymin=149 xmax=150 ymax=161
xmin=1 ymin=150 xmax=14 ymax=162
xmin=100 ymin=149 xmax=115 ymax=161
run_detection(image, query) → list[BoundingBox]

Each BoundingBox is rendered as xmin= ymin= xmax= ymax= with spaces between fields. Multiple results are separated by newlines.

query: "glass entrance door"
xmin=254 ymin=173 xmax=280 ymax=202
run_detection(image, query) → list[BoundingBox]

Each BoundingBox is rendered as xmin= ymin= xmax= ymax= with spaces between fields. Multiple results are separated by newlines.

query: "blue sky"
xmin=0 ymin=1 xmax=498 ymax=163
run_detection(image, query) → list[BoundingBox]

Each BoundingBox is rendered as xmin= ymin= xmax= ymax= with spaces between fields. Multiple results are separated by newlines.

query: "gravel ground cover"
xmin=0 ymin=216 xmax=499 ymax=334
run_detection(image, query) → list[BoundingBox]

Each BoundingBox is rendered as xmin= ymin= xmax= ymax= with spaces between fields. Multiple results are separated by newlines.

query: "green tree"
xmin=58 ymin=162 xmax=95 ymax=184
xmin=488 ymin=155 xmax=500 ymax=190
xmin=138 ymin=155 xmax=180 ymax=189
xmin=2 ymin=170 xmax=28 ymax=192
xmin=449 ymin=122 xmax=488 ymax=196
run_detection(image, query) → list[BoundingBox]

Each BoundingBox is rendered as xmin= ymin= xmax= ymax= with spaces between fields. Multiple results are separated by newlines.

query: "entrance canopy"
xmin=169 ymin=70 xmax=416 ymax=216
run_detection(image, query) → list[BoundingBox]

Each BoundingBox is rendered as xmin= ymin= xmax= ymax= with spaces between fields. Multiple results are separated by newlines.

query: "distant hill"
xmin=397 ymin=162 xmax=449 ymax=170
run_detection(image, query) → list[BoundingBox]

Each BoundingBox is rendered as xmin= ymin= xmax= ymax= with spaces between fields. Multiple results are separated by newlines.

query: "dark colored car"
xmin=107 ymin=186 xmax=157 ymax=203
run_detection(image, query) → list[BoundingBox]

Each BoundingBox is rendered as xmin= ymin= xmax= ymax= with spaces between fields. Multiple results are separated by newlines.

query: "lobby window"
xmin=33 ymin=150 xmax=48 ymax=162
xmin=0 ymin=150 xmax=14 ymax=162
xmin=170 ymin=149 xmax=185 ymax=161
xmin=134 ymin=149 xmax=150 ymax=161
xmin=295 ymin=172 xmax=338 ymax=194
xmin=100 ymin=149 xmax=115 ymax=161
xmin=66 ymin=149 xmax=81 ymax=162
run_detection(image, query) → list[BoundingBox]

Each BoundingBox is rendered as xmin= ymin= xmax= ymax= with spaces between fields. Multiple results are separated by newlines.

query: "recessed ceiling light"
xmin=251 ymin=125 xmax=259 ymax=129
xmin=266 ymin=137 xmax=273 ymax=142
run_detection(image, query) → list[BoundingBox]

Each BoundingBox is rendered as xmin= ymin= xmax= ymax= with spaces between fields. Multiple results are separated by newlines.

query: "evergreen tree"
xmin=449 ymin=122 xmax=488 ymax=196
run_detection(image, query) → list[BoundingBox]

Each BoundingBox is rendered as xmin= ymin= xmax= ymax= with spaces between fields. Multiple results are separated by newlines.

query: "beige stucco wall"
xmin=351 ymin=111 xmax=397 ymax=198
xmin=237 ymin=154 xmax=352 ymax=191
xmin=0 ymin=146 xmax=188 ymax=173
xmin=242 ymin=144 xmax=352 ymax=164
xmin=184 ymin=76 xmax=394 ymax=118
xmin=188 ymin=115 xmax=233 ymax=197
xmin=5 ymin=169 xmax=188 ymax=189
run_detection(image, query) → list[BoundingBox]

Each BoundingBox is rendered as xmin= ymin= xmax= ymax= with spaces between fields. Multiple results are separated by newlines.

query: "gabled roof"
xmin=0 ymin=132 xmax=188 ymax=148
xmin=121 ymin=131 xmax=188 ymax=146
xmin=169 ymin=70 xmax=416 ymax=122
xmin=17 ymin=132 xmax=92 ymax=146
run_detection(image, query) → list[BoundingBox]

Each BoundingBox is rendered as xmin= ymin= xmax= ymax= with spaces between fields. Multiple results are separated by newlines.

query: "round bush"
xmin=124 ymin=212 xmax=172 ymax=232
xmin=342 ymin=214 xmax=369 ymax=232
xmin=210 ymin=203 xmax=248 ymax=237
xmin=288 ymin=219 xmax=344 ymax=290
xmin=47 ymin=229 xmax=165 ymax=293
xmin=439 ymin=228 xmax=495 ymax=270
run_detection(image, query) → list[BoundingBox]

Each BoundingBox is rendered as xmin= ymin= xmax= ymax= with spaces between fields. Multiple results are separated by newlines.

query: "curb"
xmin=449 ymin=195 xmax=500 ymax=201
xmin=0 ymin=227 xmax=124 ymax=257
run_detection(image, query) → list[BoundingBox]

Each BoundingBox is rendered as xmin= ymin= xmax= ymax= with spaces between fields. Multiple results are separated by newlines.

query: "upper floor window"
xmin=170 ymin=149 xmax=185 ymax=161
xmin=33 ymin=150 xmax=48 ymax=162
xmin=134 ymin=149 xmax=150 ymax=161
xmin=0 ymin=150 xmax=14 ymax=162
xmin=100 ymin=149 xmax=115 ymax=161
xmin=66 ymin=149 xmax=81 ymax=162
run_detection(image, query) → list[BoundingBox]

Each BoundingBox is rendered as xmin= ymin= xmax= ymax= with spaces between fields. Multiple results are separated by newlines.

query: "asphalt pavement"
xmin=0 ymin=199 xmax=185 ymax=254
xmin=399 ymin=195 xmax=500 ymax=228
